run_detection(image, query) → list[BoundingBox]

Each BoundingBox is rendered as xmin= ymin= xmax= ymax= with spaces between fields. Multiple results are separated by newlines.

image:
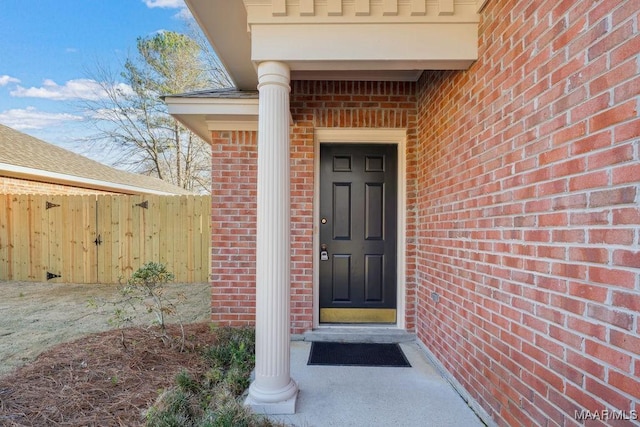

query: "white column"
xmin=245 ymin=61 xmax=298 ymax=414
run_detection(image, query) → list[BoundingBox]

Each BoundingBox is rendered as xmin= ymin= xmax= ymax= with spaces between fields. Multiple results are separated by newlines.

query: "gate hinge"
xmin=135 ymin=201 xmax=149 ymax=209
xmin=46 ymin=272 xmax=61 ymax=280
xmin=94 ymin=234 xmax=102 ymax=246
xmin=45 ymin=201 xmax=60 ymax=209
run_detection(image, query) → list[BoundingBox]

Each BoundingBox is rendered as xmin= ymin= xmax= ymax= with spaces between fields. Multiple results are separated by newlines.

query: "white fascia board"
xmin=0 ymin=163 xmax=176 ymax=196
xmin=165 ymin=96 xmax=260 ymax=135
xmin=207 ymin=119 xmax=259 ymax=131
xmin=164 ymin=96 xmax=259 ymax=116
xmin=251 ymin=22 xmax=478 ymax=66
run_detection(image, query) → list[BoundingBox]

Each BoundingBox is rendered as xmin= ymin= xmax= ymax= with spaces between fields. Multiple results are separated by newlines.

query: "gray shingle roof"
xmin=164 ymin=88 xmax=258 ymax=99
xmin=0 ymin=124 xmax=193 ymax=195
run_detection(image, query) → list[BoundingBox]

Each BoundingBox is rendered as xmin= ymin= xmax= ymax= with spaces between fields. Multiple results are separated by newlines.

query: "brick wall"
xmin=290 ymin=80 xmax=419 ymax=333
xmin=210 ymin=131 xmax=258 ymax=327
xmin=210 ymin=81 xmax=418 ymax=334
xmin=415 ymin=0 xmax=639 ymax=425
xmin=0 ymin=176 xmax=117 ymax=195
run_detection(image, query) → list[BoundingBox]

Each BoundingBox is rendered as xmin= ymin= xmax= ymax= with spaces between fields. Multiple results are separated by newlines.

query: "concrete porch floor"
xmin=266 ymin=340 xmax=487 ymax=427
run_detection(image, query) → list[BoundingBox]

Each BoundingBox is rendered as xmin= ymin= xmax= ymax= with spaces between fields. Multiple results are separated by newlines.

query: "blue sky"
xmin=0 ymin=0 xmax=196 ymax=161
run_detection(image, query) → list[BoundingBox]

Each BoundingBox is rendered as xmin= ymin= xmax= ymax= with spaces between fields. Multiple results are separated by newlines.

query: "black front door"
xmin=319 ymin=144 xmax=397 ymax=323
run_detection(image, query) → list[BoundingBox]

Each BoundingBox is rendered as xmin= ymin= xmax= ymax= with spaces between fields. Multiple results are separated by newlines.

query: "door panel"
xmin=333 ymin=183 xmax=352 ymax=239
xmin=365 ymin=183 xmax=384 ymax=240
xmin=365 ymin=254 xmax=384 ymax=302
xmin=332 ymin=255 xmax=351 ymax=301
xmin=319 ymin=144 xmax=397 ymax=323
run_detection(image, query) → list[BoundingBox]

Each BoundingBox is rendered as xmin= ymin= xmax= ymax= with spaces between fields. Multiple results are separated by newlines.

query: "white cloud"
xmin=174 ymin=6 xmax=193 ymax=20
xmin=0 ymin=75 xmax=20 ymax=87
xmin=0 ymin=107 xmax=84 ymax=130
xmin=90 ymin=108 xmax=125 ymax=121
xmin=143 ymin=0 xmax=185 ymax=8
xmin=10 ymin=78 xmax=132 ymax=101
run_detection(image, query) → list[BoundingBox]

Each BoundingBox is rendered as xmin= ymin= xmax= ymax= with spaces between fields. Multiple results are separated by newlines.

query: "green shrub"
xmin=89 ymin=262 xmax=186 ymax=349
xmin=126 ymin=261 xmax=179 ymax=331
xmin=146 ymin=326 xmax=282 ymax=427
xmin=146 ymin=388 xmax=200 ymax=427
xmin=198 ymin=389 xmax=275 ymax=427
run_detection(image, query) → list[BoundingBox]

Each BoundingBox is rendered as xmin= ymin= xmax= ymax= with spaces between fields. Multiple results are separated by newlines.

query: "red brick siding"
xmin=0 ymin=176 xmax=118 ymax=195
xmin=415 ymin=0 xmax=639 ymax=425
xmin=291 ymin=81 xmax=419 ymax=333
xmin=210 ymin=131 xmax=258 ymax=327
xmin=210 ymin=81 xmax=419 ymax=334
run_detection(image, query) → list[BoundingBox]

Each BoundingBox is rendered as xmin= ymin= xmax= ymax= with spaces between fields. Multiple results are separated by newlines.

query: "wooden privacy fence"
xmin=0 ymin=194 xmax=211 ymax=283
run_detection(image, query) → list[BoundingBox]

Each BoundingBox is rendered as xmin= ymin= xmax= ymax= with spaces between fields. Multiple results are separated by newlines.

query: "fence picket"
xmin=0 ymin=194 xmax=210 ymax=284
xmin=0 ymin=195 xmax=7 ymax=278
xmin=14 ymin=196 xmax=29 ymax=280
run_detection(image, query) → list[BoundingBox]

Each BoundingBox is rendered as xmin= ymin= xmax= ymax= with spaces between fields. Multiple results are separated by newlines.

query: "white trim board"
xmin=312 ymin=128 xmax=408 ymax=330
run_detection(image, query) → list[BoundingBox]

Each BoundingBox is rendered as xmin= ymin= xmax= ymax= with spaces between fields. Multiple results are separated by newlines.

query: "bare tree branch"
xmin=79 ymin=32 xmax=218 ymax=193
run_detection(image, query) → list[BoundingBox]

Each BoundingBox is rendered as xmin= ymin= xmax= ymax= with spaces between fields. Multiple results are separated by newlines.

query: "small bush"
xmin=125 ymin=261 xmax=179 ymax=332
xmin=89 ymin=262 xmax=186 ymax=349
xmin=146 ymin=327 xmax=282 ymax=427
xmin=146 ymin=388 xmax=201 ymax=427
xmin=205 ymin=327 xmax=255 ymax=370
xmin=199 ymin=389 xmax=275 ymax=427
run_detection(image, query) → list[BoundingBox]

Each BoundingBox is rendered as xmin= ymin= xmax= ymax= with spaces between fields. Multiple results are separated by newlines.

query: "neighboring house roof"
xmin=0 ymin=124 xmax=193 ymax=195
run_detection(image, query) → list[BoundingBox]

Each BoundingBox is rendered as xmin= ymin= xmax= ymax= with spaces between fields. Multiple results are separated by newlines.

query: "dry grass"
xmin=0 ymin=281 xmax=210 ymax=376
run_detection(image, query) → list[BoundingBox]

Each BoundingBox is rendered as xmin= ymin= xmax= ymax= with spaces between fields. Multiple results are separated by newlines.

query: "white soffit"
xmin=184 ymin=0 xmax=258 ymax=90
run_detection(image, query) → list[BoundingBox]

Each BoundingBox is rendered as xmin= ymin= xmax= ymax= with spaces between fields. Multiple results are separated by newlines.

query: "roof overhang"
xmin=175 ymin=0 xmax=482 ymax=135
xmin=185 ymin=0 xmax=482 ymax=90
xmin=184 ymin=0 xmax=257 ymax=90
xmin=164 ymin=93 xmax=260 ymax=139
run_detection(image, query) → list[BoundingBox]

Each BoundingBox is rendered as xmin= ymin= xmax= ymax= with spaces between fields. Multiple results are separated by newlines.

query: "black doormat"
xmin=307 ymin=342 xmax=411 ymax=367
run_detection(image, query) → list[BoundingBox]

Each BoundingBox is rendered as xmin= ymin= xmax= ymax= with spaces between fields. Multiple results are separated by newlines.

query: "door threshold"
xmin=320 ymin=308 xmax=396 ymax=323
xmin=303 ymin=326 xmax=415 ymax=344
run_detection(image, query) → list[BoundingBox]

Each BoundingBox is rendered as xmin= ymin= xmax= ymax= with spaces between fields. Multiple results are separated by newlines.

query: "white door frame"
xmin=312 ymin=128 xmax=408 ymax=329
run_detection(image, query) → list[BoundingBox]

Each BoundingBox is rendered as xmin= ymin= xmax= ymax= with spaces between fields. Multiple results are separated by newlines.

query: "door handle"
xmin=320 ymin=244 xmax=329 ymax=261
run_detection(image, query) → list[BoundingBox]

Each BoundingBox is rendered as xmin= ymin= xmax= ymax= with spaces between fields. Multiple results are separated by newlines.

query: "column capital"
xmin=257 ymin=61 xmax=291 ymax=90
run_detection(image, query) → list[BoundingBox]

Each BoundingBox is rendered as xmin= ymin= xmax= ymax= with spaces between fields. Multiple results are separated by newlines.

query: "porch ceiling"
xmin=184 ymin=0 xmax=483 ymax=90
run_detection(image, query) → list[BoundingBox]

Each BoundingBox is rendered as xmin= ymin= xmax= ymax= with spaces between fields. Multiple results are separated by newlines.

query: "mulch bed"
xmin=0 ymin=323 xmax=217 ymax=427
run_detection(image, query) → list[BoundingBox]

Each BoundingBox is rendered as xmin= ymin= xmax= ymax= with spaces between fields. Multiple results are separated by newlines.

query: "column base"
xmin=245 ymin=379 xmax=298 ymax=415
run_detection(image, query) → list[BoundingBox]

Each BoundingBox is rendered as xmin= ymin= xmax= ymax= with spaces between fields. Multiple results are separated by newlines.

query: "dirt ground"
xmin=0 ymin=323 xmax=218 ymax=426
xmin=0 ymin=280 xmax=211 ymax=377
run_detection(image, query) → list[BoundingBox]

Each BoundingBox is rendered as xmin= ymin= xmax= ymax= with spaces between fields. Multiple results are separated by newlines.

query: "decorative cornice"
xmin=244 ymin=0 xmax=479 ymax=20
